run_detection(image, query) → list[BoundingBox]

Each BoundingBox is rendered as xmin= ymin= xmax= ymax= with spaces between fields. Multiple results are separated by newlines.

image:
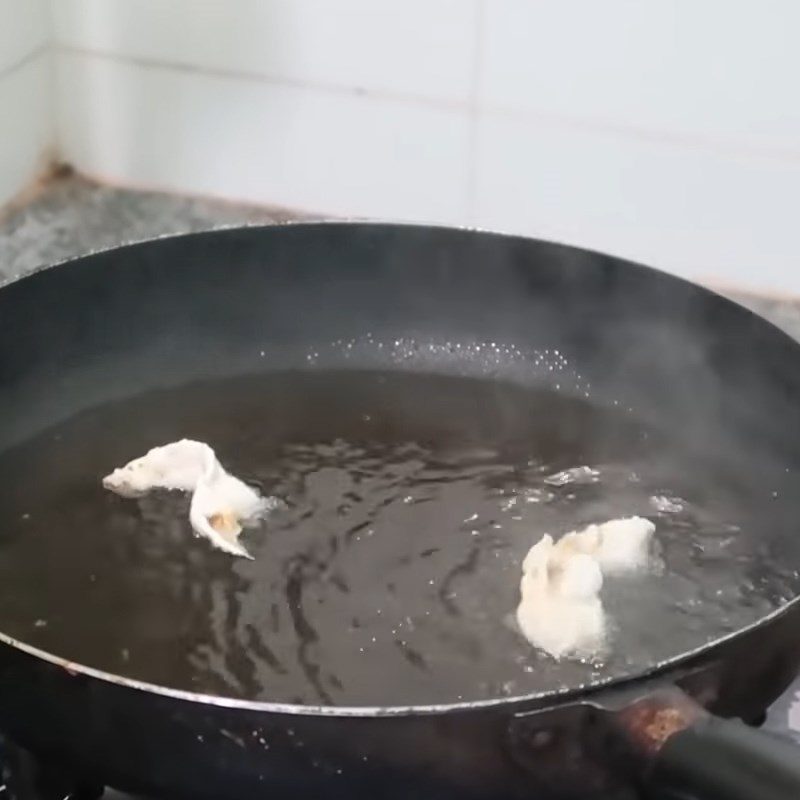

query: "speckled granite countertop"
xmin=1 ymin=174 xmax=799 ymax=743
xmin=0 ymin=175 xmax=303 ymax=281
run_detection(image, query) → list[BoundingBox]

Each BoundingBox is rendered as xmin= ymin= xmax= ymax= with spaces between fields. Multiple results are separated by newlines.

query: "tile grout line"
xmin=53 ymin=44 xmax=800 ymax=168
xmin=43 ymin=0 xmax=61 ymax=158
xmin=55 ymin=43 xmax=471 ymax=114
xmin=0 ymin=44 xmax=49 ymax=83
xmin=464 ymin=0 xmax=486 ymax=226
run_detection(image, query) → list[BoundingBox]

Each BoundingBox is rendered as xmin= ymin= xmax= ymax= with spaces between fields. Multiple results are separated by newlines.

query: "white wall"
xmin=52 ymin=0 xmax=476 ymax=225
xmin=44 ymin=1 xmax=800 ymax=294
xmin=0 ymin=0 xmax=52 ymax=206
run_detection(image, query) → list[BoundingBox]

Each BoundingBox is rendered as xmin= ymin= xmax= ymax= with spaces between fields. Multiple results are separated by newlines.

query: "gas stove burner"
xmin=0 ymin=678 xmax=795 ymax=800
xmin=0 ymin=740 xmax=103 ymax=800
xmin=0 ymin=733 xmax=641 ymax=800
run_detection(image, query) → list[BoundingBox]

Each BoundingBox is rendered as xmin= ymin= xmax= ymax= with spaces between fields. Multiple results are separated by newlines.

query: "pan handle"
xmin=508 ymin=685 xmax=800 ymax=799
xmin=614 ymin=688 xmax=800 ymax=800
xmin=645 ymin=714 xmax=800 ymax=800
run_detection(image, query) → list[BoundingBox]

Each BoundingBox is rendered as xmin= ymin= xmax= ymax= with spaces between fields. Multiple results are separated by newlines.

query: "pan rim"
xmin=2 ymin=220 xmax=799 ymax=717
xmin=0 ymin=598 xmax=796 ymax=717
xmin=0 ymin=216 xmax=751 ymax=300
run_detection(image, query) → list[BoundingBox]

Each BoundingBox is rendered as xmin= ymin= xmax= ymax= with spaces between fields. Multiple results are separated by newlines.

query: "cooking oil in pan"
xmin=0 ymin=370 xmax=793 ymax=706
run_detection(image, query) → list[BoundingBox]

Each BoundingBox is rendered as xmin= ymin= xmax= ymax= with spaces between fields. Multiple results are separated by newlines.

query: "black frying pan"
xmin=0 ymin=223 xmax=799 ymax=800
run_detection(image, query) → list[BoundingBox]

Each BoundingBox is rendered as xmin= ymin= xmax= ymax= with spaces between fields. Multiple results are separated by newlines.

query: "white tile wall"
xmin=0 ymin=55 xmax=52 ymax=207
xmin=56 ymin=52 xmax=471 ymax=222
xmin=474 ymin=114 xmax=800 ymax=293
xmin=53 ymin=0 xmax=478 ymax=102
xmin=12 ymin=0 xmax=800 ymax=294
xmin=0 ymin=0 xmax=49 ymax=74
xmin=0 ymin=0 xmax=51 ymax=206
xmin=481 ymin=0 xmax=800 ymax=154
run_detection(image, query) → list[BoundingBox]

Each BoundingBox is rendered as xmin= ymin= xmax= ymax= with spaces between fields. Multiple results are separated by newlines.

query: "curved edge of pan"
xmin=1 ymin=591 xmax=797 ymax=719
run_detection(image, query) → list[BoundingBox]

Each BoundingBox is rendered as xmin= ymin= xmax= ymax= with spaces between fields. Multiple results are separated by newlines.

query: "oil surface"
xmin=0 ymin=370 xmax=791 ymax=706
